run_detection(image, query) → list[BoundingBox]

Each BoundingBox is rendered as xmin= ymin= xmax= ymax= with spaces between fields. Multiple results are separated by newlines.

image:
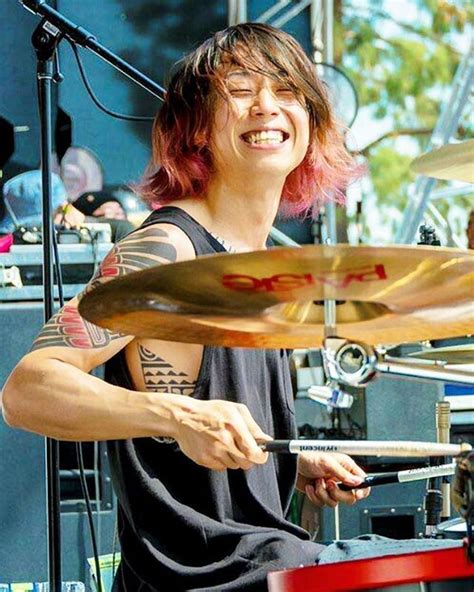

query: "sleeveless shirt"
xmin=105 ymin=207 xmax=322 ymax=591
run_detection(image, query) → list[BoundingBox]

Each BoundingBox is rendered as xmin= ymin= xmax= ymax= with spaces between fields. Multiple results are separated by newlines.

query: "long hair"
xmin=139 ymin=22 xmax=361 ymax=217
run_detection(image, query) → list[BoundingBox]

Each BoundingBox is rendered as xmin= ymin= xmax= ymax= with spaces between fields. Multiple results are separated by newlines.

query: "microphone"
xmin=338 ymin=462 xmax=456 ymax=491
xmin=17 ymin=0 xmax=165 ymax=98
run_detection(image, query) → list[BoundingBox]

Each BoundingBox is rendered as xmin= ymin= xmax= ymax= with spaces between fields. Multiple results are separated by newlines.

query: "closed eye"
xmin=229 ymin=88 xmax=253 ymax=95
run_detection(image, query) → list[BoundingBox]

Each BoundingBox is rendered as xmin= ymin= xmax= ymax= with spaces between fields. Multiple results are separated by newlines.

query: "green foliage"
xmin=369 ymin=146 xmax=414 ymax=209
xmin=338 ymin=0 xmax=472 ymax=243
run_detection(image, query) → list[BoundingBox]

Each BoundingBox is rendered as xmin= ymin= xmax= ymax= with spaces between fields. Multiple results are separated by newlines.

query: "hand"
xmin=92 ymin=201 xmax=126 ymax=220
xmin=54 ymin=203 xmax=86 ymax=228
xmin=296 ymin=452 xmax=370 ymax=507
xmin=173 ymin=398 xmax=272 ymax=471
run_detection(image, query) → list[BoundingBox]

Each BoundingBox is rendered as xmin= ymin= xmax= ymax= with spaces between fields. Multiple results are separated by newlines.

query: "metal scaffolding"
xmin=395 ymin=42 xmax=474 ymax=245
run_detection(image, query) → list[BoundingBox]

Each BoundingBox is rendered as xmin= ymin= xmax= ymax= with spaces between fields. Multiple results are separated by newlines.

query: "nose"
xmin=250 ymin=88 xmax=280 ymax=117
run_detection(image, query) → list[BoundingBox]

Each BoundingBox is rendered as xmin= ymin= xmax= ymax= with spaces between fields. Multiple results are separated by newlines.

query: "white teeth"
xmin=243 ymin=130 xmax=285 ymax=144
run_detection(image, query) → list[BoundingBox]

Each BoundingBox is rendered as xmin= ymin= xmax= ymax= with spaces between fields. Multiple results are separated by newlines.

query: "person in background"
xmin=0 ymin=169 xmax=84 ymax=238
xmin=72 ymin=189 xmax=135 ymax=242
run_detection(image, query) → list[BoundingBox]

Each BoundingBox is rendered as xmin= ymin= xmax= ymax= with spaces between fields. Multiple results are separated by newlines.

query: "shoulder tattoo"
xmin=31 ymin=226 xmax=178 ymax=351
xmin=87 ymin=225 xmax=178 ymax=291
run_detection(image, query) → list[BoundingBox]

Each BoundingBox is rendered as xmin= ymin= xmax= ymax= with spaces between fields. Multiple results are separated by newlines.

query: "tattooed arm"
xmin=1 ymin=222 xmax=271 ymax=469
xmin=0 ymin=223 xmax=194 ymax=440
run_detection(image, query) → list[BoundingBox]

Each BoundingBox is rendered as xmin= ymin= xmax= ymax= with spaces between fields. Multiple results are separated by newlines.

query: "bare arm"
xmin=1 ymin=222 xmax=270 ymax=469
xmin=1 ymin=223 xmax=190 ymax=441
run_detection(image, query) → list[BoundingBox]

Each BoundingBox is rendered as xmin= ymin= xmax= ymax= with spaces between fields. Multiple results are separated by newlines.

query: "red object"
xmin=0 ymin=233 xmax=13 ymax=253
xmin=267 ymin=543 xmax=474 ymax=591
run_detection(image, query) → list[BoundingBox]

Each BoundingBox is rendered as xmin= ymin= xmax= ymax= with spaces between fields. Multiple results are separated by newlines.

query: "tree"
xmin=334 ymin=0 xmax=473 ymax=244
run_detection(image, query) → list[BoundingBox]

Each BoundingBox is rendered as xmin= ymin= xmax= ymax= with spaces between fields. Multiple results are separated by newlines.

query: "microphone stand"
xmin=32 ymin=21 xmax=62 ymax=592
xmin=19 ymin=2 xmax=166 ymax=589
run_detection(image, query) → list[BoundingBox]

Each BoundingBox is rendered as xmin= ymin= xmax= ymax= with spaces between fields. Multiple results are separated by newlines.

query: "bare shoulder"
xmin=29 ymin=222 xmax=194 ymax=358
xmin=89 ymin=221 xmax=195 ymax=287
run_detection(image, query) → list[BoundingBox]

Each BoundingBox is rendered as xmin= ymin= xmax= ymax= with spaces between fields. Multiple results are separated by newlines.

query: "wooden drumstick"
xmin=260 ymin=440 xmax=471 ymax=457
xmin=338 ymin=462 xmax=456 ymax=491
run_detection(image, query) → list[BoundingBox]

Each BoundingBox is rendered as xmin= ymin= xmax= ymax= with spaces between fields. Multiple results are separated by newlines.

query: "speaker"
xmin=0 ymin=303 xmax=116 ymax=584
xmin=365 ymin=374 xmax=444 ymax=444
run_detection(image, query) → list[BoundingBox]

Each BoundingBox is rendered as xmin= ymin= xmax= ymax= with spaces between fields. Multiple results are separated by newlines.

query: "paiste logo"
xmin=222 ymin=264 xmax=387 ymax=292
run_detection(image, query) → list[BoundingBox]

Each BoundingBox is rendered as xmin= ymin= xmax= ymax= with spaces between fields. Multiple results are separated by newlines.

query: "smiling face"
xmin=209 ymin=68 xmax=310 ymax=184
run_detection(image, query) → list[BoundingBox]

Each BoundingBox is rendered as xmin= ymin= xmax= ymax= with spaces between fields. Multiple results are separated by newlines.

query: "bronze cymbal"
xmin=78 ymin=244 xmax=474 ymax=348
xmin=411 ymin=139 xmax=474 ymax=183
xmin=409 ymin=344 xmax=474 ymax=365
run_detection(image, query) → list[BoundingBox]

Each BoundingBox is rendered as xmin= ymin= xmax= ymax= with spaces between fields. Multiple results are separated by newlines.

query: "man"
xmin=2 ymin=23 xmax=368 ymax=591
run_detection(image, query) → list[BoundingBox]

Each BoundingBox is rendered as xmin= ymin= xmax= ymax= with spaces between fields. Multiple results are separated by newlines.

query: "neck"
xmin=178 ymin=174 xmax=285 ymax=251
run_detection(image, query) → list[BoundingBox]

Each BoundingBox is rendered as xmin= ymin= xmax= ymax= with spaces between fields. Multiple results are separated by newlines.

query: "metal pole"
xmin=36 ymin=36 xmax=62 ymax=592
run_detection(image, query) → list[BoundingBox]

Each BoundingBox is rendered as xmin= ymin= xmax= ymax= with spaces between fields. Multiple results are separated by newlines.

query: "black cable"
xmin=51 ymin=226 xmax=103 ymax=591
xmin=67 ymin=38 xmax=157 ymax=121
xmin=76 ymin=442 xmax=103 ymax=592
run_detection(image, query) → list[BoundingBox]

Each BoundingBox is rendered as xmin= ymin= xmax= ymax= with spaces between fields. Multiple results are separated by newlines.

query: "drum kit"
xmin=79 ymin=140 xmax=474 ymax=588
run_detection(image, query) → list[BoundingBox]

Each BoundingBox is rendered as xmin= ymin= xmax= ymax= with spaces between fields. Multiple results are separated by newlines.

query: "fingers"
xmin=305 ymin=480 xmax=338 ymax=508
xmin=229 ymin=404 xmax=271 ymax=465
xmin=317 ymin=453 xmax=366 ymax=486
xmin=305 ymin=479 xmax=367 ymax=507
xmin=176 ymin=400 xmax=271 ymax=471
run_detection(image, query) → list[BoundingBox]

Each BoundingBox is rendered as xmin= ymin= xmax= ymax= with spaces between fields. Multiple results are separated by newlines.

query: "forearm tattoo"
xmin=139 ymin=345 xmax=196 ymax=395
xmin=31 ymin=225 xmax=177 ymax=351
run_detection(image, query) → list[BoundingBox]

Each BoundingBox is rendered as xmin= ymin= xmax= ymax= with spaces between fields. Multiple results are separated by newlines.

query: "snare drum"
xmin=267 ymin=543 xmax=474 ymax=591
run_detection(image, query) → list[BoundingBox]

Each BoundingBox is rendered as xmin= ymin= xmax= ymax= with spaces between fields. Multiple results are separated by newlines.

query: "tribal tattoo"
xmin=32 ymin=226 xmax=177 ymax=351
xmin=139 ymin=345 xmax=197 ymax=396
xmin=31 ymin=304 xmax=123 ymax=350
xmin=86 ymin=225 xmax=178 ymax=292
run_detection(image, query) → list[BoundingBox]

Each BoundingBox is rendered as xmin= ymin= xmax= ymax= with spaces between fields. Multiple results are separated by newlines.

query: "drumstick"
xmin=338 ymin=462 xmax=456 ymax=491
xmin=260 ymin=440 xmax=471 ymax=457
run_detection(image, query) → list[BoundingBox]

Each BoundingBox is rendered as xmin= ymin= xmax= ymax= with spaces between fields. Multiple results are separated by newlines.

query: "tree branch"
xmin=358 ymin=128 xmax=433 ymax=156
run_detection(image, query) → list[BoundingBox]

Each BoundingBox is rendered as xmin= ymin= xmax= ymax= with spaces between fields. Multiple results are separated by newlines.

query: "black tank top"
xmin=105 ymin=207 xmax=321 ymax=591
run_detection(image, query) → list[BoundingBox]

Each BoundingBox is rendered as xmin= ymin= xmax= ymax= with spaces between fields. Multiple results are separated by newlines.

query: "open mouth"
xmin=240 ymin=130 xmax=289 ymax=145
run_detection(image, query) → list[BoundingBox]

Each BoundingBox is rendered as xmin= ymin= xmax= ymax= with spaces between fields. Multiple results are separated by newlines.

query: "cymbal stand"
xmin=322 ymin=291 xmax=343 ymax=540
xmin=322 ymin=339 xmax=474 ymax=388
xmin=423 ymin=402 xmax=451 ymax=535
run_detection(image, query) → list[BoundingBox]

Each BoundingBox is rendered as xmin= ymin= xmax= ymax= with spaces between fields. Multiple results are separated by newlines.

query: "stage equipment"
xmin=411 ymin=139 xmax=474 ymax=184
xmin=0 ymin=243 xmax=111 ymax=300
xmin=267 ymin=544 xmax=474 ymax=592
xmin=78 ymin=244 xmax=474 ymax=350
xmin=410 ymin=344 xmax=474 ymax=365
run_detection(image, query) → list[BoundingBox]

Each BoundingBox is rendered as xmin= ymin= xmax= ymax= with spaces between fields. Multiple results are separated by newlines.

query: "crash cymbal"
xmin=409 ymin=344 xmax=474 ymax=365
xmin=79 ymin=244 xmax=474 ymax=348
xmin=411 ymin=139 xmax=474 ymax=183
